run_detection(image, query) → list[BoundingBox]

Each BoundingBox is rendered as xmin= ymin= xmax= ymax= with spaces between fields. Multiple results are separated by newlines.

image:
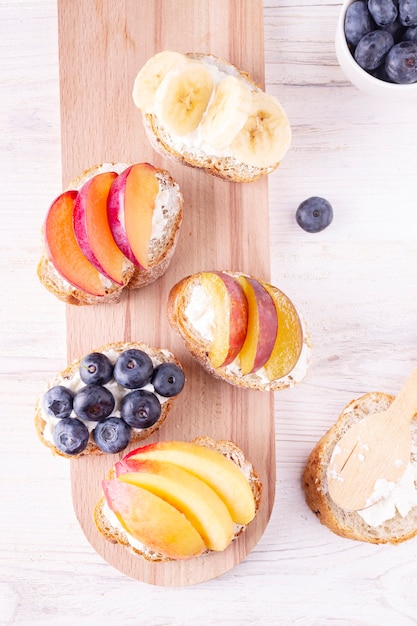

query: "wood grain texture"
xmin=57 ymin=0 xmax=275 ymax=585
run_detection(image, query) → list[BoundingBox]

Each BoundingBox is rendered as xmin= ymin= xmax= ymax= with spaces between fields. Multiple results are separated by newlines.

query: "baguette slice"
xmin=135 ymin=52 xmax=291 ymax=183
xmin=167 ymin=271 xmax=312 ymax=391
xmin=34 ymin=341 xmax=184 ymax=458
xmin=93 ymin=436 xmax=262 ymax=562
xmin=302 ymin=391 xmax=417 ymax=544
xmin=37 ymin=163 xmax=183 ymax=305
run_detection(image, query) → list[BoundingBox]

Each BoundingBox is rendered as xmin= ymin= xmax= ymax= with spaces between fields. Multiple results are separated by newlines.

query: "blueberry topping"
xmin=354 ymin=29 xmax=394 ymax=69
xmin=385 ymin=40 xmax=417 ymax=81
xmin=79 ymin=352 xmax=113 ymax=385
xmin=345 ymin=1 xmax=374 ymax=46
xmin=296 ymin=197 xmax=333 ymax=233
xmin=113 ymin=349 xmax=154 ymax=389
xmin=399 ymin=0 xmax=417 ymax=26
xmin=121 ymin=390 xmax=161 ymax=429
xmin=404 ymin=24 xmax=417 ymax=41
xmin=151 ymin=362 xmax=185 ymax=397
xmin=53 ymin=417 xmax=89 ymax=455
xmin=368 ymin=0 xmax=397 ymax=27
xmin=43 ymin=385 xmax=74 ymax=419
xmin=73 ymin=384 xmax=115 ymax=421
xmin=93 ymin=417 xmax=132 ymax=454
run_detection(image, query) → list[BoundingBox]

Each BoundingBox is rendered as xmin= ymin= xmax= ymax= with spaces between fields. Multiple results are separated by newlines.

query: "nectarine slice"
xmin=102 ymin=479 xmax=206 ymax=560
xmin=201 ymin=272 xmax=248 ymax=368
xmin=107 ymin=163 xmax=159 ymax=270
xmin=115 ymin=458 xmax=234 ymax=551
xmin=236 ymin=276 xmax=278 ymax=375
xmin=43 ymin=190 xmax=108 ymax=297
xmin=123 ymin=441 xmax=256 ymax=525
xmin=262 ymin=285 xmax=303 ymax=380
xmin=73 ymin=171 xmax=128 ymax=285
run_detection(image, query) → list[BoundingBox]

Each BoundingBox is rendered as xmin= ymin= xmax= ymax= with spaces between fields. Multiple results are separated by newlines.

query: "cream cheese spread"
xmin=357 ymin=461 xmax=417 ymax=527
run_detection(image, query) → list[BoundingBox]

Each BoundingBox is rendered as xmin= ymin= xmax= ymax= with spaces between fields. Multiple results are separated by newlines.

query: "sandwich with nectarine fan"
xmin=94 ymin=437 xmax=262 ymax=561
xmin=37 ymin=162 xmax=183 ymax=305
xmin=167 ymin=270 xmax=312 ymax=391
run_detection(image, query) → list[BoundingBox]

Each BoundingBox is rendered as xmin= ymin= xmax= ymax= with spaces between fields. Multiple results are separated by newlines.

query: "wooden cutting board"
xmin=58 ymin=0 xmax=275 ymax=586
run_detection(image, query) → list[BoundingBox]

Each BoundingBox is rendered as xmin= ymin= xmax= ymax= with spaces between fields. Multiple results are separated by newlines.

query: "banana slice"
xmin=132 ymin=51 xmax=190 ymax=113
xmin=200 ymin=76 xmax=252 ymax=150
xmin=229 ymin=91 xmax=292 ymax=168
xmin=154 ymin=62 xmax=214 ymax=136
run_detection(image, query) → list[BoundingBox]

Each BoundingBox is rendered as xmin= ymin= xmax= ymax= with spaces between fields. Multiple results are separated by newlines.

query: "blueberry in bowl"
xmin=336 ymin=0 xmax=417 ymax=100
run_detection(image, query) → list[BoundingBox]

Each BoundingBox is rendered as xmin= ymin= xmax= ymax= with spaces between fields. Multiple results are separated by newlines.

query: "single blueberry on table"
xmin=79 ymin=352 xmax=113 ymax=385
xmin=385 ymin=40 xmax=417 ymax=82
xmin=53 ymin=417 xmax=89 ymax=455
xmin=368 ymin=0 xmax=398 ymax=27
xmin=121 ymin=389 xmax=161 ymax=429
xmin=43 ymin=385 xmax=74 ymax=419
xmin=113 ymin=349 xmax=154 ymax=389
xmin=296 ymin=197 xmax=333 ymax=233
xmin=151 ymin=362 xmax=185 ymax=397
xmin=73 ymin=384 xmax=115 ymax=421
xmin=345 ymin=0 xmax=374 ymax=46
xmin=354 ymin=30 xmax=394 ymax=70
xmin=93 ymin=417 xmax=132 ymax=454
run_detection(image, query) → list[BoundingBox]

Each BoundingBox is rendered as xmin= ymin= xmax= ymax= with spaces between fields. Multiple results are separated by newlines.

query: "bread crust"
xmin=302 ymin=391 xmax=417 ymax=544
xmin=142 ymin=53 xmax=284 ymax=183
xmin=93 ymin=436 xmax=262 ymax=562
xmin=167 ymin=271 xmax=312 ymax=391
xmin=35 ymin=341 xmax=183 ymax=458
xmin=38 ymin=163 xmax=183 ymax=305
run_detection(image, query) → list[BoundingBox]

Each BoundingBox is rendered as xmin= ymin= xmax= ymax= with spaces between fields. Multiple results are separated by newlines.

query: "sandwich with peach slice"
xmin=94 ymin=437 xmax=262 ymax=561
xmin=37 ymin=161 xmax=183 ymax=305
xmin=167 ymin=271 xmax=312 ymax=391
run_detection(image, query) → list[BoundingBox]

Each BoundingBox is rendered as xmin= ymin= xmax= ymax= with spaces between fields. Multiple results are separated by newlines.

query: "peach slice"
xmin=115 ymin=458 xmax=234 ymax=551
xmin=236 ymin=276 xmax=278 ymax=375
xmin=102 ymin=479 xmax=206 ymax=560
xmin=200 ymin=272 xmax=248 ymax=368
xmin=123 ymin=441 xmax=256 ymax=525
xmin=73 ymin=171 xmax=127 ymax=285
xmin=43 ymin=190 xmax=108 ymax=296
xmin=107 ymin=163 xmax=159 ymax=270
xmin=263 ymin=284 xmax=303 ymax=380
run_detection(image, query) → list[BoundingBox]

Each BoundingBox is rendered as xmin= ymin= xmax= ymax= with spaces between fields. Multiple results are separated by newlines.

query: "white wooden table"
xmin=2 ymin=1 xmax=417 ymax=624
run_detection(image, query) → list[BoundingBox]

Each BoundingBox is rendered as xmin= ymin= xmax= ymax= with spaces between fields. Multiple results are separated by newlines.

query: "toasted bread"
xmin=35 ymin=341 xmax=184 ymax=458
xmin=167 ymin=271 xmax=312 ymax=391
xmin=302 ymin=391 xmax=417 ymax=544
xmin=37 ymin=163 xmax=183 ymax=305
xmin=93 ymin=436 xmax=262 ymax=562
xmin=135 ymin=52 xmax=291 ymax=183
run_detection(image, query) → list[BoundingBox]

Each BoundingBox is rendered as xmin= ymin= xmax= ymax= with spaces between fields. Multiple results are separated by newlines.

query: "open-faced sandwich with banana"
xmin=133 ymin=51 xmax=292 ymax=182
xmin=38 ymin=162 xmax=183 ymax=305
xmin=35 ymin=341 xmax=185 ymax=458
xmin=94 ymin=437 xmax=262 ymax=561
xmin=167 ymin=270 xmax=312 ymax=391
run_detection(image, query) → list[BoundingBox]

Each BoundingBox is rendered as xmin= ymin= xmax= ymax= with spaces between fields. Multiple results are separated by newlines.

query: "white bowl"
xmin=335 ymin=0 xmax=417 ymax=101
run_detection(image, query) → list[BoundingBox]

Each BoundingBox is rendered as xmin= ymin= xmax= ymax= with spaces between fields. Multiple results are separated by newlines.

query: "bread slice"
xmin=34 ymin=341 xmax=184 ymax=458
xmin=140 ymin=53 xmax=290 ymax=183
xmin=93 ymin=436 xmax=262 ymax=562
xmin=302 ymin=391 xmax=417 ymax=544
xmin=37 ymin=163 xmax=183 ymax=305
xmin=167 ymin=271 xmax=312 ymax=391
